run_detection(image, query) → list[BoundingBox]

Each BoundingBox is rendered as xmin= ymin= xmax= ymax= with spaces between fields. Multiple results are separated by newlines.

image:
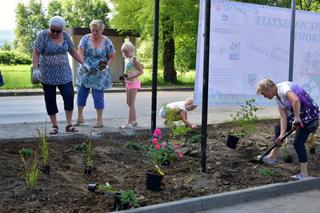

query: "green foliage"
xmin=20 ymin=152 xmax=40 ymax=189
xmin=36 ymin=129 xmax=49 ymax=166
xmin=47 ymin=0 xmax=111 ymax=28
xmin=0 ymin=51 xmax=31 ymax=65
xmin=124 ymin=141 xmax=144 ymax=151
xmin=188 ymin=133 xmax=201 ymax=144
xmin=230 ymin=98 xmax=259 ymax=138
xmin=110 ymin=0 xmax=199 ymax=80
xmin=19 ymin=148 xmax=33 ymax=159
xmin=97 ymin=182 xmax=116 ymax=193
xmin=120 ymin=190 xmax=139 ymax=208
xmin=74 ymin=142 xmax=88 ymax=152
xmin=1 ymin=42 xmax=12 ymax=51
xmin=15 ymin=0 xmax=47 ymax=55
xmin=259 ymin=167 xmax=276 ymax=177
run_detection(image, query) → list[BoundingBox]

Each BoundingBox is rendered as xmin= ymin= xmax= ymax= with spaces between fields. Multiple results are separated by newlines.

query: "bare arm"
xmin=180 ymin=111 xmax=197 ymax=129
xmin=126 ymin=58 xmax=144 ymax=80
xmin=278 ymin=106 xmax=288 ymax=137
xmin=107 ymin=53 xmax=115 ymax=67
xmin=69 ymin=48 xmax=84 ymax=64
xmin=32 ymin=49 xmax=39 ymax=68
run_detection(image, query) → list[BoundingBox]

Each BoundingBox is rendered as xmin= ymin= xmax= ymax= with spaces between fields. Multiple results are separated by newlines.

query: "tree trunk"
xmin=162 ymin=17 xmax=177 ymax=83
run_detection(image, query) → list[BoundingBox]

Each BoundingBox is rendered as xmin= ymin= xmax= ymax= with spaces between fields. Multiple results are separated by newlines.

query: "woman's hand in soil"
xmin=191 ymin=124 xmax=198 ymax=130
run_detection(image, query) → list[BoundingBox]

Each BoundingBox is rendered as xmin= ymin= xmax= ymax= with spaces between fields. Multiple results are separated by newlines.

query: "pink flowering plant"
xmin=146 ymin=128 xmax=183 ymax=174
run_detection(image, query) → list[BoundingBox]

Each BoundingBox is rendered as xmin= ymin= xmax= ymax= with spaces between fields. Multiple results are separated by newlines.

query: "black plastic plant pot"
xmin=226 ymin=135 xmax=239 ymax=149
xmin=41 ymin=165 xmax=50 ymax=175
xmin=283 ymin=155 xmax=293 ymax=163
xmin=146 ymin=171 xmax=164 ymax=191
xmin=310 ymin=144 xmax=317 ymax=154
xmin=84 ymin=166 xmax=92 ymax=175
xmin=87 ymin=183 xmax=98 ymax=192
xmin=113 ymin=192 xmax=130 ymax=210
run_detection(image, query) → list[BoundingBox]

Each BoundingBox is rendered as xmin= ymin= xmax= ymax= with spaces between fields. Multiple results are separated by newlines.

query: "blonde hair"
xmin=89 ymin=19 xmax=105 ymax=31
xmin=121 ymin=41 xmax=136 ymax=58
xmin=185 ymin=97 xmax=194 ymax=106
xmin=256 ymin=79 xmax=276 ymax=95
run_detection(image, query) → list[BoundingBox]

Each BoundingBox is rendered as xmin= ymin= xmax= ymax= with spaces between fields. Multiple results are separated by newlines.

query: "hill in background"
xmin=0 ymin=30 xmax=14 ymax=47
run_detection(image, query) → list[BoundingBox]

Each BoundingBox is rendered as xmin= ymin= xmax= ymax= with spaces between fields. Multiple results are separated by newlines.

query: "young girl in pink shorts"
xmin=119 ymin=41 xmax=144 ymax=128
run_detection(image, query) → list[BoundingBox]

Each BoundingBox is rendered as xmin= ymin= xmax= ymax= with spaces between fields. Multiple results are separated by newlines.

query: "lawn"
xmin=0 ymin=65 xmax=195 ymax=89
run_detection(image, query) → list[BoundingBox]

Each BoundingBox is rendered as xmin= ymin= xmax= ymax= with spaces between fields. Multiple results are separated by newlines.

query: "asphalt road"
xmin=0 ymin=91 xmax=279 ymax=125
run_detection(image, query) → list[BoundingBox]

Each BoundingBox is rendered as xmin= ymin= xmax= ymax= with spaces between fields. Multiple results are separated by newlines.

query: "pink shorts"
xmin=126 ymin=80 xmax=141 ymax=90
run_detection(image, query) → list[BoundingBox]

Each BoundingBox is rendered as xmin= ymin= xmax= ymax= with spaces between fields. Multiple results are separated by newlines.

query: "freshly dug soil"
xmin=1 ymin=119 xmax=320 ymax=212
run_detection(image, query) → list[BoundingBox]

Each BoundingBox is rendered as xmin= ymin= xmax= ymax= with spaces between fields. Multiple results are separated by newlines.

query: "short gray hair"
xmin=49 ymin=16 xmax=66 ymax=28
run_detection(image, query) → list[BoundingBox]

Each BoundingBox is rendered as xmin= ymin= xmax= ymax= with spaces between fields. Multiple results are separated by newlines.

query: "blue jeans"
xmin=42 ymin=81 xmax=74 ymax=115
xmin=275 ymin=119 xmax=319 ymax=163
xmin=77 ymin=85 xmax=104 ymax=110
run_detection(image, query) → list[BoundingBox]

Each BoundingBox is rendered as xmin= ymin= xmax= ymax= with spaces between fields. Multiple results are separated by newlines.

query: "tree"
xmin=110 ymin=0 xmax=199 ymax=83
xmin=1 ymin=42 xmax=12 ymax=51
xmin=14 ymin=0 xmax=47 ymax=55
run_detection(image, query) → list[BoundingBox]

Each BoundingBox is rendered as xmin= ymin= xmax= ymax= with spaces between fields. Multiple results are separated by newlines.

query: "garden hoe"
xmin=250 ymin=128 xmax=296 ymax=168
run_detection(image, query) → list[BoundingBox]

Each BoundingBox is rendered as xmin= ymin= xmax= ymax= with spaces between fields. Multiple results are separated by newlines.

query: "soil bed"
xmin=1 ymin=119 xmax=320 ymax=212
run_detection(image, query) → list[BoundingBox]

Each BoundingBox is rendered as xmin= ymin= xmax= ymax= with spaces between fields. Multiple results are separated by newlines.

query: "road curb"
xmin=117 ymin=177 xmax=320 ymax=213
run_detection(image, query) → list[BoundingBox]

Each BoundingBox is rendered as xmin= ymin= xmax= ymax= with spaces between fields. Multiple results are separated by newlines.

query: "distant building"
xmin=70 ymin=27 xmax=139 ymax=83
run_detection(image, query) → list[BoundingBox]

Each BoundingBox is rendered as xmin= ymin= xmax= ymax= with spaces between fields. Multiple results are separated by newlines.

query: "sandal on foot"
xmin=131 ymin=121 xmax=138 ymax=127
xmin=74 ymin=120 xmax=85 ymax=126
xmin=119 ymin=123 xmax=132 ymax=129
xmin=49 ymin=126 xmax=59 ymax=135
xmin=93 ymin=124 xmax=104 ymax=128
xmin=66 ymin=125 xmax=79 ymax=133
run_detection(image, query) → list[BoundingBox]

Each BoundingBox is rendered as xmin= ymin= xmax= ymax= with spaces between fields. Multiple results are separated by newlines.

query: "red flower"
xmin=152 ymin=138 xmax=158 ymax=144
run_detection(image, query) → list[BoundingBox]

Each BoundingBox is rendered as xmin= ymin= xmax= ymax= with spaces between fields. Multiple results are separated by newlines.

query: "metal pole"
xmin=201 ymin=0 xmax=211 ymax=173
xmin=288 ymin=0 xmax=296 ymax=81
xmin=151 ymin=0 xmax=160 ymax=134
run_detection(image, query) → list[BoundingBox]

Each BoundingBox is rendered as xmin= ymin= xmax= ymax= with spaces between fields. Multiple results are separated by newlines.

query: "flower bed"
xmin=1 ymin=119 xmax=320 ymax=212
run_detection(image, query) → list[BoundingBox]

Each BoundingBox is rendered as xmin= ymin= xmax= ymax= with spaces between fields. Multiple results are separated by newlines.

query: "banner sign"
xmin=195 ymin=0 xmax=320 ymax=105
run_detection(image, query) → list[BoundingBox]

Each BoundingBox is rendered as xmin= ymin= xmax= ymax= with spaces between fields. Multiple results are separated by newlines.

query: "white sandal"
xmin=119 ymin=123 xmax=132 ymax=129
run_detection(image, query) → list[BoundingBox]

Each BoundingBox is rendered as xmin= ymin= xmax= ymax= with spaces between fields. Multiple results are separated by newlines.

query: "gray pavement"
xmin=1 ymin=87 xmax=319 ymax=213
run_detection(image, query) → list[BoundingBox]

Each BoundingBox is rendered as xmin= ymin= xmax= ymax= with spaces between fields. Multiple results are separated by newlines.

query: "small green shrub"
xmin=19 ymin=148 xmax=33 ymax=158
xmin=74 ymin=142 xmax=88 ymax=152
xmin=20 ymin=152 xmax=40 ymax=189
xmin=0 ymin=51 xmax=31 ymax=65
xmin=230 ymin=98 xmax=259 ymax=138
xmin=259 ymin=167 xmax=276 ymax=176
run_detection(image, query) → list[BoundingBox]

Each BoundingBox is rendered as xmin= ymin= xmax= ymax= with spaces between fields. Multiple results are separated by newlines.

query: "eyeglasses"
xmin=50 ymin=28 xmax=62 ymax=34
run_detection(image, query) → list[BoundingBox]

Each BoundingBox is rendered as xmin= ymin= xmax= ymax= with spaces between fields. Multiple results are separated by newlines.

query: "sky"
xmin=0 ymin=0 xmax=50 ymax=30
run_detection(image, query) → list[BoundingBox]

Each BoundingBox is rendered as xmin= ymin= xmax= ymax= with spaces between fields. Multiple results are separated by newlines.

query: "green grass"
xmin=0 ymin=65 xmax=195 ymax=89
xmin=140 ymin=68 xmax=195 ymax=86
xmin=0 ymin=64 xmax=41 ymax=89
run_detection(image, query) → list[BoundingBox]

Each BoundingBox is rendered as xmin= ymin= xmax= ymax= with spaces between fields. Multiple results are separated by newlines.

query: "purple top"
xmin=276 ymin=81 xmax=319 ymax=125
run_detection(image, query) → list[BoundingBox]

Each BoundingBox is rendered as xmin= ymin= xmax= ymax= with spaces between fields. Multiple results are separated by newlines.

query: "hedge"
xmin=0 ymin=51 xmax=32 ymax=65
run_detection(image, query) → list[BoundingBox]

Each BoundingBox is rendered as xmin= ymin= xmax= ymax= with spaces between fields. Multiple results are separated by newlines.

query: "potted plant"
xmin=87 ymin=182 xmax=139 ymax=210
xmin=36 ymin=129 xmax=50 ymax=175
xmin=84 ymin=139 xmax=93 ymax=175
xmin=145 ymin=128 xmax=183 ymax=191
xmin=227 ymin=98 xmax=259 ymax=149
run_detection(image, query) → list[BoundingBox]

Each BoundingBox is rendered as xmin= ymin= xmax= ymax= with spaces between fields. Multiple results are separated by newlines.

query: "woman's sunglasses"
xmin=50 ymin=28 xmax=62 ymax=34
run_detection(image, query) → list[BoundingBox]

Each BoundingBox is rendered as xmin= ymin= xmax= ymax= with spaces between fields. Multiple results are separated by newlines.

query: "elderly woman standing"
xmin=75 ymin=19 xmax=115 ymax=128
xmin=257 ymin=79 xmax=319 ymax=180
xmin=32 ymin=16 xmax=84 ymax=134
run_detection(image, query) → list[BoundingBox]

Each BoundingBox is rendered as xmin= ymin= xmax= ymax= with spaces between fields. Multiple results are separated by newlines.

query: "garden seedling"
xmin=74 ymin=142 xmax=88 ymax=152
xmin=36 ymin=129 xmax=50 ymax=174
xmin=19 ymin=147 xmax=33 ymax=158
xmin=259 ymin=167 xmax=276 ymax=177
xmin=84 ymin=138 xmax=93 ymax=175
xmin=20 ymin=151 xmax=40 ymax=189
xmin=119 ymin=190 xmax=139 ymax=209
